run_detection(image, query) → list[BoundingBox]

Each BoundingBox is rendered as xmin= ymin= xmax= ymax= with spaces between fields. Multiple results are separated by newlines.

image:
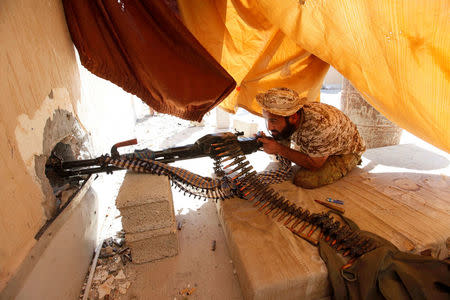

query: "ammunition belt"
xmin=102 ymin=155 xmax=234 ymax=201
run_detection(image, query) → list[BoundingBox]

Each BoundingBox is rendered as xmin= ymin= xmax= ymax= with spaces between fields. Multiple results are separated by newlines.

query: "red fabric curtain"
xmin=62 ymin=0 xmax=236 ymax=121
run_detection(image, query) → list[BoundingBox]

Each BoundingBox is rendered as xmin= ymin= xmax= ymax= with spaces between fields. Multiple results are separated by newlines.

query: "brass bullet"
xmin=284 ymin=215 xmax=295 ymax=226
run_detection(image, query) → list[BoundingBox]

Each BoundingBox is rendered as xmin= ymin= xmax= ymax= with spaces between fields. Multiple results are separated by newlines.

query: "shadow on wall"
xmin=362 ymin=144 xmax=449 ymax=171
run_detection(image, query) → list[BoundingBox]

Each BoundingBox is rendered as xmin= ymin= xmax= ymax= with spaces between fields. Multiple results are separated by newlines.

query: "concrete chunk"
xmin=128 ymin=229 xmax=178 ymax=263
xmin=116 ymin=172 xmax=172 ymax=208
xmin=120 ymin=201 xmax=174 ymax=233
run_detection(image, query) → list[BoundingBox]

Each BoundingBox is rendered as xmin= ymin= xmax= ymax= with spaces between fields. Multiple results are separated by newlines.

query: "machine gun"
xmin=46 ymin=132 xmax=262 ymax=180
xmin=46 ymin=131 xmax=393 ymax=273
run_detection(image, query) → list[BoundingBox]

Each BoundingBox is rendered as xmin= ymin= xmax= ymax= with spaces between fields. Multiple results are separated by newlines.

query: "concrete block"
xmin=120 ymin=201 xmax=174 ymax=233
xmin=116 ymin=171 xmax=178 ymax=262
xmin=233 ymin=119 xmax=258 ymax=137
xmin=127 ymin=227 xmax=178 ymax=263
xmin=116 ymin=172 xmax=173 ymax=208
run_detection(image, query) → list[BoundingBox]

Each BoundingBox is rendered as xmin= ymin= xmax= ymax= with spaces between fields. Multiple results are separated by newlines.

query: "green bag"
xmin=319 ymin=214 xmax=450 ymax=300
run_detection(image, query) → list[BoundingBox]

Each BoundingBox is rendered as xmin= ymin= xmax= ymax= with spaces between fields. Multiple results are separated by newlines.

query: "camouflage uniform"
xmin=289 ymin=102 xmax=365 ymax=188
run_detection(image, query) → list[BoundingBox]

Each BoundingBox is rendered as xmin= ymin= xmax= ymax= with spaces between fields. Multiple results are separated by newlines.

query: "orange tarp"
xmin=178 ymin=0 xmax=329 ymax=115
xmin=179 ymin=0 xmax=449 ymax=152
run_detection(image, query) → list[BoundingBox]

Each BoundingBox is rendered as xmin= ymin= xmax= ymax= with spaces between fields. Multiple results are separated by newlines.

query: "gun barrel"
xmin=58 ymin=166 xmax=123 ymax=177
xmin=59 ymin=158 xmax=101 ymax=169
xmin=151 ymin=145 xmax=203 ymax=163
xmin=46 ymin=131 xmax=262 ymax=179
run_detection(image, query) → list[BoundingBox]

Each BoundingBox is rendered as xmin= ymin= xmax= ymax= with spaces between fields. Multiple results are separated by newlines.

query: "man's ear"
xmin=288 ymin=112 xmax=299 ymax=124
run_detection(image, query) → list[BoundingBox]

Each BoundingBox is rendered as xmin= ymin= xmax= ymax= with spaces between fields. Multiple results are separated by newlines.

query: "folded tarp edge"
xmin=62 ymin=0 xmax=236 ymax=122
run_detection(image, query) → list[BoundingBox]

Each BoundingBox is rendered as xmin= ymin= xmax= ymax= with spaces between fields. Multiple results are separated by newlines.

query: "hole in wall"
xmin=45 ymin=142 xmax=82 ymax=213
xmin=34 ymin=108 xmax=92 ymax=222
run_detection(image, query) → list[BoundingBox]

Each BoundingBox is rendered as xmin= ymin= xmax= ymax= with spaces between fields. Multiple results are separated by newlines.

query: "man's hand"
xmin=257 ymin=132 xmax=281 ymax=155
xmin=256 ymin=132 xmax=328 ymax=170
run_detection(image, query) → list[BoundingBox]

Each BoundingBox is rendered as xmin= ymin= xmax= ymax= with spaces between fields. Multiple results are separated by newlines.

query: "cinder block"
xmin=120 ymin=201 xmax=174 ymax=233
xmin=116 ymin=172 xmax=179 ymax=262
xmin=116 ymin=172 xmax=173 ymax=208
xmin=127 ymin=227 xmax=178 ymax=263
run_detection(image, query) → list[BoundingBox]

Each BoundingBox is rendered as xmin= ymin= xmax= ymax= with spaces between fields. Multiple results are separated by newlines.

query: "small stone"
xmin=115 ymin=270 xmax=126 ymax=280
xmin=108 ymin=261 xmax=120 ymax=273
xmin=118 ymin=281 xmax=131 ymax=294
xmin=119 ymin=286 xmax=127 ymax=294
xmin=105 ymin=275 xmax=115 ymax=287
xmin=103 ymin=237 xmax=114 ymax=247
xmin=97 ymin=282 xmax=111 ymax=299
xmin=97 ymin=258 xmax=107 ymax=265
xmin=101 ymin=246 xmax=114 ymax=256
xmin=93 ymin=270 xmax=109 ymax=282
xmin=88 ymin=288 xmax=97 ymax=299
xmin=113 ymin=237 xmax=125 ymax=247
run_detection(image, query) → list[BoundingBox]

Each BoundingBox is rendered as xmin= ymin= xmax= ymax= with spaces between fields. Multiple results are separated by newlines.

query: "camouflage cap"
xmin=256 ymin=87 xmax=307 ymax=116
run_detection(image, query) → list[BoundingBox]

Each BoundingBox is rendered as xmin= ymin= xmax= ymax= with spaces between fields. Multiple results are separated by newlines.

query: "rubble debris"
xmin=118 ymin=247 xmax=129 ymax=254
xmin=93 ymin=268 xmax=108 ymax=282
xmin=113 ymin=237 xmax=125 ymax=247
xmin=80 ymin=232 xmax=133 ymax=299
xmin=99 ymin=246 xmax=115 ymax=258
xmin=118 ymin=282 xmax=131 ymax=294
xmin=97 ymin=277 xmax=113 ymax=299
xmin=115 ymin=270 xmax=126 ymax=280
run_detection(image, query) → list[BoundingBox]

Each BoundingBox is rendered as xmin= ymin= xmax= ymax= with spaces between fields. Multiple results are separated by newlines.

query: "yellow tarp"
xmin=178 ymin=0 xmax=329 ymax=114
xmin=178 ymin=0 xmax=449 ymax=152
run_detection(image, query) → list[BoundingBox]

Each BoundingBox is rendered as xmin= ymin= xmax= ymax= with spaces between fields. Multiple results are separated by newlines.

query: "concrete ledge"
xmin=1 ymin=177 xmax=98 ymax=300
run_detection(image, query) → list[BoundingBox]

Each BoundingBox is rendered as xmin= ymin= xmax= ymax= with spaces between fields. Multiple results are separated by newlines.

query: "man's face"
xmin=263 ymin=110 xmax=297 ymax=141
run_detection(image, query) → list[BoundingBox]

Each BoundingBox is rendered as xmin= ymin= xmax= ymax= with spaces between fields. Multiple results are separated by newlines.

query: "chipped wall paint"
xmin=14 ymin=88 xmax=75 ymax=179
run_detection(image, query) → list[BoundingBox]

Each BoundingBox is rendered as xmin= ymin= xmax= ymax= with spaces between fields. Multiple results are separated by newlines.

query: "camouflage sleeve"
xmin=299 ymin=111 xmax=340 ymax=157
